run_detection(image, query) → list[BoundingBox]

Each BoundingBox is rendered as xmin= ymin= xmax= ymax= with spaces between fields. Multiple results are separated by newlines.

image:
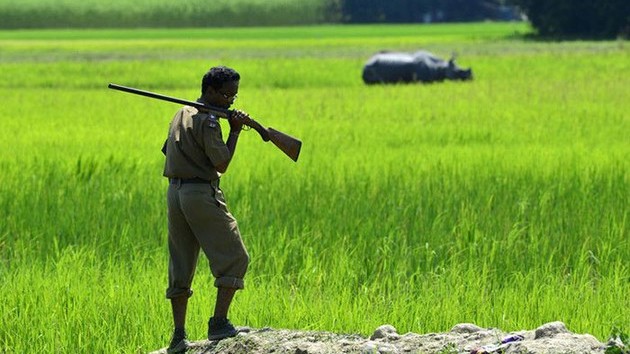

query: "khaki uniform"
xmin=163 ymin=104 xmax=249 ymax=299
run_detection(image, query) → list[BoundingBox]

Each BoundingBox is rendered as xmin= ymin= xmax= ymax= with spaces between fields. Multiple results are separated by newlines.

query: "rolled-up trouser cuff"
xmin=166 ymin=287 xmax=194 ymax=299
xmin=214 ymin=276 xmax=245 ymax=289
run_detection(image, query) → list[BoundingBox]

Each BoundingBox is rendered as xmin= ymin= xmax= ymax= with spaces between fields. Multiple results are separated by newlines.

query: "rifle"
xmin=108 ymin=83 xmax=302 ymax=162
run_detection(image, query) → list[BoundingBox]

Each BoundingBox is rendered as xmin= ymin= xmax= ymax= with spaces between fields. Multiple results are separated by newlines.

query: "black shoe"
xmin=207 ymin=317 xmax=238 ymax=341
xmin=167 ymin=328 xmax=190 ymax=354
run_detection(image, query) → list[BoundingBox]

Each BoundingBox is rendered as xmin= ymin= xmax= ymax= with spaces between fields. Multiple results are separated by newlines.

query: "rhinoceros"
xmin=362 ymin=50 xmax=473 ymax=84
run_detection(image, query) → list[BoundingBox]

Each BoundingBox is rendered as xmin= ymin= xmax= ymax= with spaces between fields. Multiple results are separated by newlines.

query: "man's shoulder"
xmin=173 ymin=105 xmax=221 ymax=130
xmin=191 ymin=108 xmax=221 ymax=129
xmin=180 ymin=105 xmax=199 ymax=116
xmin=171 ymin=106 xmax=197 ymax=122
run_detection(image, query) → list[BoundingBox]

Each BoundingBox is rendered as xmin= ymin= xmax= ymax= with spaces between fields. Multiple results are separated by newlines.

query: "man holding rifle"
xmin=162 ymin=66 xmax=251 ymax=353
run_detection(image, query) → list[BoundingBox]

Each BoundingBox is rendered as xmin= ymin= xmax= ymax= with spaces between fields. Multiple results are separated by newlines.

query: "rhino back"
xmin=412 ymin=50 xmax=446 ymax=65
xmin=362 ymin=53 xmax=417 ymax=84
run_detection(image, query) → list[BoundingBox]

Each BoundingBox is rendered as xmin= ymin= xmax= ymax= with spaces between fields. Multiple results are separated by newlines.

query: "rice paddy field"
xmin=0 ymin=22 xmax=628 ymax=353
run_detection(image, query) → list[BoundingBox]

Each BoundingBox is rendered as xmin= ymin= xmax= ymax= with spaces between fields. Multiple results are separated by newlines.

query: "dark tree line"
xmin=336 ymin=0 xmax=521 ymax=23
xmin=335 ymin=0 xmax=629 ymax=38
xmin=508 ymin=0 xmax=629 ymax=38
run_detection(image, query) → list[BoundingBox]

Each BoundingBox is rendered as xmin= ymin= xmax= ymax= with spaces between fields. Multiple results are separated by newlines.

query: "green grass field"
xmin=1 ymin=23 xmax=628 ymax=353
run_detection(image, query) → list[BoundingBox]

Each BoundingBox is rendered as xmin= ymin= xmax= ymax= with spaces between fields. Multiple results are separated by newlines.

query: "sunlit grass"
xmin=0 ymin=24 xmax=628 ymax=353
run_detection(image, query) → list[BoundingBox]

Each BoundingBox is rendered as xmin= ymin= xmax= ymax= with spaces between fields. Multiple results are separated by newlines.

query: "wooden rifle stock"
xmin=108 ymin=83 xmax=301 ymax=162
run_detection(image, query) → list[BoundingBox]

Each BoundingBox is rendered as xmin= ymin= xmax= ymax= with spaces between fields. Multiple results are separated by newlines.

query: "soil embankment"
xmin=149 ymin=321 xmax=617 ymax=353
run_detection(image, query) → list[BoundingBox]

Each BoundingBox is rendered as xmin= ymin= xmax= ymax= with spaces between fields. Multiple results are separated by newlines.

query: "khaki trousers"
xmin=165 ymin=180 xmax=249 ymax=299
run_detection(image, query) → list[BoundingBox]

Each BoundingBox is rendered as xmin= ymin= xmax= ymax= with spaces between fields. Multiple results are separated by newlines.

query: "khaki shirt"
xmin=162 ymin=105 xmax=230 ymax=180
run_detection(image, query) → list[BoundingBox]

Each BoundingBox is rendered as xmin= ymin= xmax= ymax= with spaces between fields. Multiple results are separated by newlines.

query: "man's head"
xmin=201 ymin=66 xmax=240 ymax=108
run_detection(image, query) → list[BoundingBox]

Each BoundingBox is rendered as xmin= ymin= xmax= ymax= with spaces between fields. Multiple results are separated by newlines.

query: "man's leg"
xmin=214 ymin=287 xmax=236 ymax=318
xmin=168 ymin=295 xmax=191 ymax=353
xmin=171 ymin=295 xmax=189 ymax=329
xmin=166 ymin=185 xmax=198 ymax=353
xmin=208 ymin=287 xmax=239 ymax=340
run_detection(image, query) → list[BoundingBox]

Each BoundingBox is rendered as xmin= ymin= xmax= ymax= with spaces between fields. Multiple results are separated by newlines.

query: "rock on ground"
xmin=148 ymin=321 xmax=608 ymax=354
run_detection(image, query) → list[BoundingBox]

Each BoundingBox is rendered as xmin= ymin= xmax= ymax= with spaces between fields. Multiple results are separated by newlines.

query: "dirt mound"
xmin=149 ymin=321 xmax=611 ymax=353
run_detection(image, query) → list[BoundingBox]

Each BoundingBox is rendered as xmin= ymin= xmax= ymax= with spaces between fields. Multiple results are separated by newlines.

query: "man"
xmin=162 ymin=66 xmax=252 ymax=353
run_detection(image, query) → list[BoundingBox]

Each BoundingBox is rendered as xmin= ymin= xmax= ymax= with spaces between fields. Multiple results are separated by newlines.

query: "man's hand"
xmin=229 ymin=110 xmax=252 ymax=132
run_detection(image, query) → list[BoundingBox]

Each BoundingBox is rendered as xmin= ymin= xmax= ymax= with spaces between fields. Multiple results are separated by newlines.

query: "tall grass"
xmin=0 ymin=24 xmax=628 ymax=353
xmin=0 ymin=0 xmax=335 ymax=29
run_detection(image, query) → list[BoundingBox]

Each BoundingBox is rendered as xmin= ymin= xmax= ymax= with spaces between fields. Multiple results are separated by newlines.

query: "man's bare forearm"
xmin=226 ymin=129 xmax=240 ymax=157
xmin=215 ymin=130 xmax=240 ymax=173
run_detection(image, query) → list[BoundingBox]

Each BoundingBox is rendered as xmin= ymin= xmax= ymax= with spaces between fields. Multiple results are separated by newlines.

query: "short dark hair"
xmin=201 ymin=66 xmax=240 ymax=94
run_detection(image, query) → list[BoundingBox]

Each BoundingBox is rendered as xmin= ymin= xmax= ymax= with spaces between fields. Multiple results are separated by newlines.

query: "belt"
xmin=169 ymin=177 xmax=218 ymax=186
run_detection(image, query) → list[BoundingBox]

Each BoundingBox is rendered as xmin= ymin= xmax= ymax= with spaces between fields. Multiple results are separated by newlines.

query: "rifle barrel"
xmin=108 ymin=83 xmax=231 ymax=118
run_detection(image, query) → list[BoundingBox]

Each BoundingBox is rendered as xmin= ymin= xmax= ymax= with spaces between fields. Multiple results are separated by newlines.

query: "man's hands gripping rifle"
xmin=108 ymin=83 xmax=301 ymax=161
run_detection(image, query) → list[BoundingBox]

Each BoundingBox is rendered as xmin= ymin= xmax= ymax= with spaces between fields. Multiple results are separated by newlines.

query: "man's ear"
xmin=202 ymin=86 xmax=214 ymax=99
